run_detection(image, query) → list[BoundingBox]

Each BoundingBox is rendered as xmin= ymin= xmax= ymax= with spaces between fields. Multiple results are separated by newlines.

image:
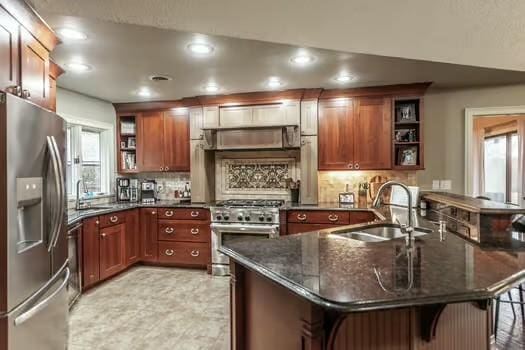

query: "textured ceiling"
xmin=31 ymin=0 xmax=525 ymax=72
xmin=41 ymin=14 xmax=525 ymax=103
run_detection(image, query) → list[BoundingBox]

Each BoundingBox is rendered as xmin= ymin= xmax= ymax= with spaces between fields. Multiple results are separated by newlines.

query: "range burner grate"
xmin=216 ymin=199 xmax=284 ymax=208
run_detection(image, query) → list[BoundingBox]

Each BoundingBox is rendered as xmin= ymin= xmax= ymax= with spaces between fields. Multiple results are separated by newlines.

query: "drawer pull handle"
xmin=190 ymin=250 xmax=200 ymax=257
xmin=297 ymin=214 xmax=307 ymax=221
xmin=190 ymin=211 xmax=199 ymax=217
xmin=165 ymin=249 xmax=174 ymax=256
xmin=101 ymin=233 xmax=107 ymax=237
xmin=152 ymin=211 xmax=156 ymax=215
xmin=165 ymin=227 xmax=174 ymax=234
xmin=190 ymin=228 xmax=199 ymax=235
xmin=328 ymin=214 xmax=339 ymax=222
xmin=165 ymin=210 xmax=174 ymax=217
xmin=348 ymin=163 xmax=353 ymax=169
xmin=354 ymin=163 xmax=360 ymax=170
xmin=110 ymin=216 xmax=118 ymax=223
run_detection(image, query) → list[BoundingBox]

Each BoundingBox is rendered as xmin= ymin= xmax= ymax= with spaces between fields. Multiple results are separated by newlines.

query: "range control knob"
xmin=266 ymin=216 xmax=273 ymax=222
xmin=244 ymin=216 xmax=251 ymax=221
xmin=216 ymin=215 xmax=222 ymax=220
xmin=237 ymin=215 xmax=243 ymax=221
xmin=259 ymin=216 xmax=265 ymax=222
xmin=223 ymin=215 xmax=230 ymax=221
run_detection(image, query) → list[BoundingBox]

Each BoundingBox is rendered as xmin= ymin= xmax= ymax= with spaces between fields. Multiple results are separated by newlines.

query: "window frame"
xmin=483 ymin=131 xmax=519 ymax=204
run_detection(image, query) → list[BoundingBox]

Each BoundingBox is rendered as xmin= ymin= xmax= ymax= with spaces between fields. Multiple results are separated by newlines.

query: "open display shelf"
xmin=392 ymin=97 xmax=424 ymax=169
xmin=118 ymin=114 xmax=138 ymax=173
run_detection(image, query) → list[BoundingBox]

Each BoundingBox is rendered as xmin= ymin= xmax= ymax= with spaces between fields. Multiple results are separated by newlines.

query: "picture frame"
xmin=394 ymin=129 xmax=417 ymax=142
xmin=395 ymin=103 xmax=417 ymax=123
xmin=127 ymin=137 xmax=136 ymax=149
xmin=339 ymin=192 xmax=355 ymax=205
xmin=120 ymin=141 xmax=126 ymax=149
xmin=398 ymin=146 xmax=418 ymax=166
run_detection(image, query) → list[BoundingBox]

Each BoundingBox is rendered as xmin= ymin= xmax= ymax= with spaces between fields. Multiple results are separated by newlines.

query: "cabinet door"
xmin=20 ymin=28 xmax=49 ymax=109
xmin=0 ymin=6 xmax=19 ymax=93
xmin=318 ymin=99 xmax=354 ymax=170
xmin=163 ymin=110 xmax=190 ymax=171
xmin=189 ymin=106 xmax=203 ymax=140
xmin=300 ymin=100 xmax=318 ymax=136
xmin=125 ymin=209 xmax=140 ymax=266
xmin=300 ymin=136 xmax=318 ymax=204
xmin=82 ymin=217 xmax=100 ymax=289
xmin=203 ymin=106 xmax=219 ymax=128
xmin=353 ymin=97 xmax=392 ymax=169
xmin=99 ymin=223 xmax=126 ymax=280
xmin=137 ymin=111 xmax=164 ymax=171
xmin=48 ymin=75 xmax=56 ymax=111
xmin=219 ymin=106 xmax=252 ymax=127
xmin=251 ymin=104 xmax=285 ymax=126
xmin=140 ymin=208 xmax=158 ymax=262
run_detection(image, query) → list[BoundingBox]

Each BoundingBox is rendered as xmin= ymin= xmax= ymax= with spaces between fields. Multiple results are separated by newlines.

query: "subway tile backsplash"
xmin=128 ymin=172 xmax=191 ymax=200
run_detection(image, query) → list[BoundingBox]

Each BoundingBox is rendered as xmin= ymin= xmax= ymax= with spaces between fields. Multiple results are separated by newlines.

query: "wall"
xmin=419 ymin=84 xmax=525 ymax=194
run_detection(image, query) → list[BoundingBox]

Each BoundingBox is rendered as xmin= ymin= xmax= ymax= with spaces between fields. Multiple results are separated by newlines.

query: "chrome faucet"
xmin=372 ymin=181 xmax=414 ymax=245
xmin=75 ymin=179 xmax=87 ymax=210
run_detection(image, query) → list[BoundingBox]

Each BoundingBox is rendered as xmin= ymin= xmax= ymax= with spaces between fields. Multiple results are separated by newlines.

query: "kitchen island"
xmin=220 ymin=205 xmax=525 ymax=350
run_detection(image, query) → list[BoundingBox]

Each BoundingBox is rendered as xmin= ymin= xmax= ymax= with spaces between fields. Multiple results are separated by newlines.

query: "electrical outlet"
xmin=440 ymin=180 xmax=452 ymax=190
xmin=432 ymin=180 xmax=440 ymax=190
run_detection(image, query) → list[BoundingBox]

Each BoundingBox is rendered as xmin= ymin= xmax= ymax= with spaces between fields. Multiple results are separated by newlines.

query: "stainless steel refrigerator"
xmin=0 ymin=92 xmax=69 ymax=349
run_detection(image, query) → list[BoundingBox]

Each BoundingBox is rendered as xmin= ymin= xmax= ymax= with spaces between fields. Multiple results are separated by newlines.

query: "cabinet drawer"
xmin=158 ymin=221 xmax=210 ymax=243
xmin=99 ymin=211 xmax=126 ymax=228
xmin=158 ymin=208 xmax=209 ymax=221
xmin=287 ymin=223 xmax=341 ymax=235
xmin=349 ymin=211 xmax=377 ymax=224
xmin=287 ymin=210 xmax=350 ymax=224
xmin=158 ymin=242 xmax=209 ymax=266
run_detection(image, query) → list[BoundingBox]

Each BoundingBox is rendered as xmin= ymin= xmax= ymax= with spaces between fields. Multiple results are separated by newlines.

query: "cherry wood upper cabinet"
xmin=318 ymin=99 xmax=354 ymax=170
xmin=20 ymin=27 xmax=49 ymax=108
xmin=137 ymin=111 xmax=164 ymax=171
xmin=0 ymin=5 xmax=19 ymax=93
xmin=163 ymin=110 xmax=190 ymax=171
xmin=99 ymin=223 xmax=126 ymax=280
xmin=353 ymin=97 xmax=392 ymax=169
xmin=82 ymin=217 xmax=100 ymax=289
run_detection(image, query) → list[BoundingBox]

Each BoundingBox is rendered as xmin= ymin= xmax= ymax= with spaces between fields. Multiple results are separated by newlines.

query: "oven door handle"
xmin=210 ymin=223 xmax=279 ymax=234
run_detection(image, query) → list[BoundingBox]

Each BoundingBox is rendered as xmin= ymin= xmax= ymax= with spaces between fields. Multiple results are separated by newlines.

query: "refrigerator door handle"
xmin=46 ymin=136 xmax=63 ymax=251
xmin=14 ymin=266 xmax=70 ymax=326
xmin=50 ymin=136 xmax=66 ymax=248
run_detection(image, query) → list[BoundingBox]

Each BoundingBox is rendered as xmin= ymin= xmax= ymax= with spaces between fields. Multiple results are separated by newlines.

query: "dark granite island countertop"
xmin=221 ymin=205 xmax=525 ymax=349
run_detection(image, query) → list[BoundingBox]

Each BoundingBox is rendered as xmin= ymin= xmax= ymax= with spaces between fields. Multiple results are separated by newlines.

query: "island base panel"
xmin=231 ymin=262 xmax=492 ymax=350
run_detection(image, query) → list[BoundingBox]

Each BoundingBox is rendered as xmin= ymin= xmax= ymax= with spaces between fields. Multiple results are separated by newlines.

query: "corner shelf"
xmin=117 ymin=114 xmax=138 ymax=173
xmin=392 ymin=97 xmax=424 ymax=169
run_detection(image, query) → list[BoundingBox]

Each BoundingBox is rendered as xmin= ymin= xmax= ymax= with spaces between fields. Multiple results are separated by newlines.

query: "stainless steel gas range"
xmin=210 ymin=199 xmax=282 ymax=276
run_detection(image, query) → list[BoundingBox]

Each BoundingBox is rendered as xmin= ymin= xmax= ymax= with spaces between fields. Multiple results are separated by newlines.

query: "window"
xmin=66 ymin=124 xmax=111 ymax=197
xmin=484 ymin=132 xmax=519 ymax=204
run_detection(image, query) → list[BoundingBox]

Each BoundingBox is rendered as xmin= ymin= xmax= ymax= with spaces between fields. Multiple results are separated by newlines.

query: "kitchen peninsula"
xmin=221 ymin=205 xmax=525 ymax=350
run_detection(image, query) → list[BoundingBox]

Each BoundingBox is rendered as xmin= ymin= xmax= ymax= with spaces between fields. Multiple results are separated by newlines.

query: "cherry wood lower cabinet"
xmin=230 ymin=262 xmax=491 ymax=350
xmin=158 ymin=241 xmax=209 ymax=266
xmin=82 ymin=217 xmax=100 ymax=289
xmin=125 ymin=209 xmax=140 ymax=265
xmin=140 ymin=208 xmax=158 ymax=262
xmin=286 ymin=210 xmax=378 ymax=235
xmin=99 ymin=223 xmax=126 ymax=280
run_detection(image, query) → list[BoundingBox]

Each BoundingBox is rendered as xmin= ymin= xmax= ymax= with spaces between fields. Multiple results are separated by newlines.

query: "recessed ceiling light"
xmin=149 ymin=75 xmax=173 ymax=82
xmin=203 ymin=84 xmax=220 ymax=93
xmin=335 ymin=74 xmax=355 ymax=83
xmin=137 ymin=88 xmax=152 ymax=97
xmin=64 ymin=62 xmax=92 ymax=73
xmin=56 ymin=28 xmax=87 ymax=41
xmin=187 ymin=43 xmax=214 ymax=55
xmin=267 ymin=77 xmax=283 ymax=89
xmin=290 ymin=54 xmax=315 ymax=65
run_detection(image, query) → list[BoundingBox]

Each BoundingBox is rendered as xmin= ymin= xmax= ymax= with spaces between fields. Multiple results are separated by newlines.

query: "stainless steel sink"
xmin=333 ymin=225 xmax=432 ymax=243
xmin=76 ymin=205 xmax=112 ymax=211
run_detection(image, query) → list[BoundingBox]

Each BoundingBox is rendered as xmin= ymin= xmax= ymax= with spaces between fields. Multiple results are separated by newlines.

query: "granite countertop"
xmin=422 ymin=192 xmax=525 ymax=214
xmin=282 ymin=202 xmax=373 ymax=211
xmin=220 ymin=205 xmax=525 ymax=312
xmin=67 ymin=200 xmax=209 ymax=226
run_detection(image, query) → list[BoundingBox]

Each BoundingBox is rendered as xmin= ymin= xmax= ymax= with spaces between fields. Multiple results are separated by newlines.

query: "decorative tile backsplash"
xmin=225 ymin=160 xmax=290 ymax=190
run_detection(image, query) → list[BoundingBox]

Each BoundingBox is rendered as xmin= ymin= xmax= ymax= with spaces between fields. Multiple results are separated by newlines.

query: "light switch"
xmin=432 ymin=180 xmax=440 ymax=190
xmin=440 ymin=180 xmax=452 ymax=190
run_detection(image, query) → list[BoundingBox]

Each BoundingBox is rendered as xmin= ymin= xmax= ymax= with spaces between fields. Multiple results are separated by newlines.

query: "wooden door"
xmin=137 ymin=111 xmax=164 ymax=171
xmin=318 ymin=99 xmax=354 ymax=170
xmin=125 ymin=209 xmax=140 ymax=266
xmin=0 ymin=6 xmax=19 ymax=93
xmin=353 ymin=97 xmax=392 ymax=169
xmin=140 ymin=208 xmax=158 ymax=262
xmin=99 ymin=223 xmax=126 ymax=280
xmin=163 ymin=110 xmax=190 ymax=171
xmin=82 ymin=217 xmax=100 ymax=289
xmin=20 ymin=28 xmax=49 ymax=108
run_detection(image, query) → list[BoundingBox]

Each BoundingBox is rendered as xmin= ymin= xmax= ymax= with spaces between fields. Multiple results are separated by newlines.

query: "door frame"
xmin=464 ymin=105 xmax=525 ymax=196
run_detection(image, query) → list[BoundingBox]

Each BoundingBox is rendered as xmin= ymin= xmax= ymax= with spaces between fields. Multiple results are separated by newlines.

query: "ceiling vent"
xmin=149 ymin=75 xmax=173 ymax=82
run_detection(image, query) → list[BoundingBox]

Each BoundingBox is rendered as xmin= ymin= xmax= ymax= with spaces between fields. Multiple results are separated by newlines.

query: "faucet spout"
xmin=372 ymin=181 xmax=414 ymax=240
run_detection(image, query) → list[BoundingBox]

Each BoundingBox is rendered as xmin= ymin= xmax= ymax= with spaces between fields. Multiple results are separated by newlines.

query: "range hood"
xmin=202 ymin=102 xmax=301 ymax=150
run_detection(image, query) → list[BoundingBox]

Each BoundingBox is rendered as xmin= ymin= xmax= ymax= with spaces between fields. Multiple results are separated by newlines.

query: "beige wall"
xmin=418 ymin=84 xmax=525 ymax=194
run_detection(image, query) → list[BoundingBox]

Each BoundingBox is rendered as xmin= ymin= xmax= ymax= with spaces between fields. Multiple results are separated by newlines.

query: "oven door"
xmin=210 ymin=223 xmax=279 ymax=273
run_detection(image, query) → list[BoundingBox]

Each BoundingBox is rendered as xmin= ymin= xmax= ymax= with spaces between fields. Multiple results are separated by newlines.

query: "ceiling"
xmin=31 ymin=0 xmax=525 ymax=72
xmin=43 ymin=14 xmax=525 ymax=103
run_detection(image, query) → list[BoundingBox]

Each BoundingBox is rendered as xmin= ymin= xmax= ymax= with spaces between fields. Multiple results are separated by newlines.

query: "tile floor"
xmin=68 ymin=266 xmax=230 ymax=350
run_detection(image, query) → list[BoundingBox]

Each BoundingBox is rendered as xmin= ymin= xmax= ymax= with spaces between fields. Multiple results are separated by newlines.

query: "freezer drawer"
xmin=6 ymin=263 xmax=69 ymax=350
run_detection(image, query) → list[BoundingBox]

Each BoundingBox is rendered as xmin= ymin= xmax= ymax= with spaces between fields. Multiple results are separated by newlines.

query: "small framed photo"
xmin=339 ymin=192 xmax=355 ymax=205
xmin=127 ymin=137 xmax=136 ymax=149
xmin=394 ymin=129 xmax=417 ymax=142
xmin=398 ymin=146 xmax=418 ymax=166
xmin=120 ymin=141 xmax=126 ymax=148
xmin=396 ymin=103 xmax=417 ymax=123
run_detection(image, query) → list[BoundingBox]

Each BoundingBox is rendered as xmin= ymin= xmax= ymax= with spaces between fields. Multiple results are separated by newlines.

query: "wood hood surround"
xmin=113 ymin=83 xmax=431 ymax=204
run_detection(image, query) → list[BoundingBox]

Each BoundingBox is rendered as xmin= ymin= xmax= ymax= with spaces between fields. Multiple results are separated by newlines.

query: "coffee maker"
xmin=141 ymin=180 xmax=157 ymax=203
xmin=117 ymin=177 xmax=139 ymax=202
